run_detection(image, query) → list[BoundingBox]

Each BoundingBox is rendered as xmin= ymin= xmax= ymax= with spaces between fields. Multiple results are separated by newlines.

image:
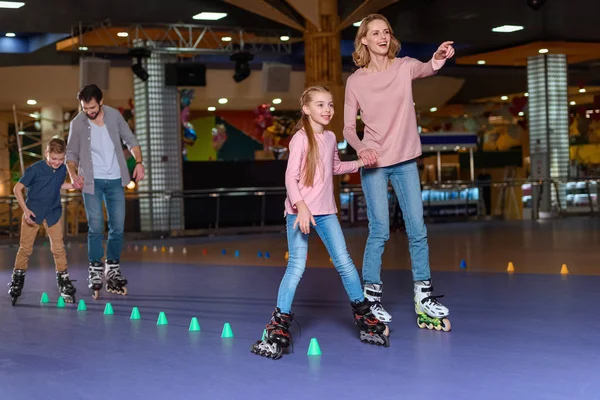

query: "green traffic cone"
xmin=40 ymin=292 xmax=49 ymax=304
xmin=189 ymin=317 xmax=201 ymax=331
xmin=157 ymin=311 xmax=168 ymax=325
xmin=307 ymin=338 xmax=322 ymax=356
xmin=103 ymin=303 xmax=114 ymax=315
xmin=221 ymin=322 xmax=234 ymax=338
xmin=56 ymin=296 xmax=66 ymax=308
xmin=130 ymin=307 xmax=141 ymax=320
xmin=261 ymin=329 xmax=267 ymax=340
xmin=77 ymin=299 xmax=87 ymax=311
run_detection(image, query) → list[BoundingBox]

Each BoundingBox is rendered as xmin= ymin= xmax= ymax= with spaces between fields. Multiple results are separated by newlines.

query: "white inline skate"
xmin=364 ymin=283 xmax=392 ymax=324
xmin=414 ymin=280 xmax=451 ymax=332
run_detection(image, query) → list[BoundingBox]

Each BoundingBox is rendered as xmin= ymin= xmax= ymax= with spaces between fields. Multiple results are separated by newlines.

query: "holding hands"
xmin=359 ymin=148 xmax=378 ymax=167
xmin=434 ymin=41 xmax=455 ymax=60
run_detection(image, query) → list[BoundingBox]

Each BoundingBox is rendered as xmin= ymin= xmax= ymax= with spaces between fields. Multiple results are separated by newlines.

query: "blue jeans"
xmin=277 ymin=214 xmax=364 ymax=313
xmin=360 ymin=159 xmax=431 ymax=283
xmin=82 ymin=179 xmax=125 ymax=263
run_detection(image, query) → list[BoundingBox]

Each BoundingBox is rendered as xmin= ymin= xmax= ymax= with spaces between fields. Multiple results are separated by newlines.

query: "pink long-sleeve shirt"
xmin=343 ymin=56 xmax=445 ymax=168
xmin=285 ymin=129 xmax=359 ymax=216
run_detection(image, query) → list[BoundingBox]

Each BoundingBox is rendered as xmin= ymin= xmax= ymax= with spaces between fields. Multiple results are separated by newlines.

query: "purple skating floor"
xmin=0 ymin=217 xmax=599 ymax=400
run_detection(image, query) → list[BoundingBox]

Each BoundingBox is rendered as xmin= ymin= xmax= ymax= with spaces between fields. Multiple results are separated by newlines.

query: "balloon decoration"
xmin=211 ymin=123 xmax=228 ymax=151
xmin=179 ymin=89 xmax=197 ymax=159
xmin=264 ymin=115 xmax=296 ymax=159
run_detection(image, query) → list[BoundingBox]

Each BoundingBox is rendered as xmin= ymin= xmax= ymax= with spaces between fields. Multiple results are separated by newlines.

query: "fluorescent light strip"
xmin=492 ymin=25 xmax=524 ymax=33
xmin=0 ymin=1 xmax=24 ymax=8
xmin=193 ymin=12 xmax=227 ymax=20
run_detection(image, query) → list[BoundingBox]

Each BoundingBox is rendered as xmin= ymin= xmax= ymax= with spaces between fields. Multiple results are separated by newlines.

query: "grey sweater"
xmin=66 ymin=105 xmax=140 ymax=195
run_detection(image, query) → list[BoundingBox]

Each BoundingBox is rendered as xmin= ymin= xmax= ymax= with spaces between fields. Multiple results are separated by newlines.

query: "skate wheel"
xmin=121 ymin=286 xmax=128 ymax=296
xmin=426 ymin=323 xmax=434 ymax=330
xmin=92 ymin=290 xmax=99 ymax=300
xmin=11 ymin=296 xmax=17 ymax=306
xmin=416 ymin=316 xmax=427 ymax=329
xmin=440 ymin=318 xmax=451 ymax=332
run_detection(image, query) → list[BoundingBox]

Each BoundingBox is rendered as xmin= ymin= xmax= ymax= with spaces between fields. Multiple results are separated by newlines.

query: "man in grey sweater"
xmin=66 ymin=84 xmax=145 ymax=299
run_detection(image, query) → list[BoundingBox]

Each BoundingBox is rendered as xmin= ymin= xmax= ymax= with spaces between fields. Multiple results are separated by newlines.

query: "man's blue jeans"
xmin=82 ymin=179 xmax=125 ymax=263
xmin=277 ymin=214 xmax=364 ymax=313
xmin=360 ymin=159 xmax=431 ymax=283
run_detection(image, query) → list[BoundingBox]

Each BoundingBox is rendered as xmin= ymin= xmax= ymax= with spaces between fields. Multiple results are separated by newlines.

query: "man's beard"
xmin=86 ymin=105 xmax=102 ymax=120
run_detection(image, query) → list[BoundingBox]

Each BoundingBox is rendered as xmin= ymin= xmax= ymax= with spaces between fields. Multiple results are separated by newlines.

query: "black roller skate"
xmin=8 ymin=269 xmax=26 ymax=306
xmin=352 ymin=298 xmax=390 ymax=347
xmin=88 ymin=261 xmax=104 ymax=300
xmin=105 ymin=260 xmax=128 ymax=296
xmin=251 ymin=308 xmax=294 ymax=360
xmin=56 ymin=270 xmax=77 ymax=303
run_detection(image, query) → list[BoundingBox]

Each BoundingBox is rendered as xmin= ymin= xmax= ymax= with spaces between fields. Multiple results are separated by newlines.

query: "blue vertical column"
xmin=133 ymin=49 xmax=184 ymax=232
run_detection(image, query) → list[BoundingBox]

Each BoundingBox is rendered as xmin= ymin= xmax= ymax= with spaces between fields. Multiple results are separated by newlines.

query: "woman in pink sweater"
xmin=343 ymin=14 xmax=454 ymax=332
xmin=251 ymin=86 xmax=389 ymax=360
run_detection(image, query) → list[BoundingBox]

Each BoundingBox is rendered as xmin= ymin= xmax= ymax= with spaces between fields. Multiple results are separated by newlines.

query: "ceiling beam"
xmin=284 ymin=0 xmax=321 ymax=30
xmin=338 ymin=0 xmax=401 ymax=31
xmin=222 ymin=0 xmax=305 ymax=32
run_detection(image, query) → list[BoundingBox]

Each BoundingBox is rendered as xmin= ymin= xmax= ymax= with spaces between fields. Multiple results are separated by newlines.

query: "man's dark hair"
xmin=77 ymin=84 xmax=103 ymax=103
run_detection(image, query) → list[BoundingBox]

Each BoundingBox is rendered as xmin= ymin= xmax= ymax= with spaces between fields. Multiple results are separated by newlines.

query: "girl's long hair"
xmin=352 ymin=14 xmax=401 ymax=68
xmin=292 ymin=85 xmax=331 ymax=187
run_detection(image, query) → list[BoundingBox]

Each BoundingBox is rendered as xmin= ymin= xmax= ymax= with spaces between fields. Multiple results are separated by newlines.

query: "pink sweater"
xmin=285 ymin=129 xmax=359 ymax=216
xmin=343 ymin=56 xmax=445 ymax=168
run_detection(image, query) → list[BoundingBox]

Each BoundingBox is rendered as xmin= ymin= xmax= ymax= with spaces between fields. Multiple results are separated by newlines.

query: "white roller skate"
xmin=105 ymin=260 xmax=128 ymax=296
xmin=414 ymin=280 xmax=451 ymax=332
xmin=364 ymin=283 xmax=392 ymax=324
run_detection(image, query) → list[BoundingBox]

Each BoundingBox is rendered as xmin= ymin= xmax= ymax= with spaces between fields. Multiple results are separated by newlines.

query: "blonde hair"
xmin=352 ymin=14 xmax=401 ymax=68
xmin=293 ymin=85 xmax=331 ymax=187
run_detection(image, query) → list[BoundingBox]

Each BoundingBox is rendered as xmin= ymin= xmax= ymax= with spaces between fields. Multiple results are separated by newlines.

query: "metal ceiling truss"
xmin=57 ymin=20 xmax=294 ymax=56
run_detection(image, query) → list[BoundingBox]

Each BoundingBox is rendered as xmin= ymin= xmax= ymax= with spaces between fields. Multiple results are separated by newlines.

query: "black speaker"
xmin=165 ymin=63 xmax=207 ymax=86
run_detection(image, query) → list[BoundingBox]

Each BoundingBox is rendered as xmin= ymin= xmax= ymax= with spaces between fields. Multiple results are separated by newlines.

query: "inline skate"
xmin=105 ymin=260 xmax=128 ymax=296
xmin=364 ymin=283 xmax=392 ymax=323
xmin=352 ymin=298 xmax=390 ymax=347
xmin=251 ymin=308 xmax=294 ymax=360
xmin=414 ymin=280 xmax=451 ymax=332
xmin=8 ymin=269 xmax=26 ymax=306
xmin=56 ymin=270 xmax=77 ymax=303
xmin=88 ymin=261 xmax=104 ymax=300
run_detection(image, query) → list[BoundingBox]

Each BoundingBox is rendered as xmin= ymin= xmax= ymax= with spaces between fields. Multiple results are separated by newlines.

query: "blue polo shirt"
xmin=18 ymin=160 xmax=66 ymax=227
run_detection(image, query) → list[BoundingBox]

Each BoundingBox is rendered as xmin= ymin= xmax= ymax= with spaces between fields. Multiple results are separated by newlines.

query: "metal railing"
xmin=0 ymin=178 xmax=598 ymax=240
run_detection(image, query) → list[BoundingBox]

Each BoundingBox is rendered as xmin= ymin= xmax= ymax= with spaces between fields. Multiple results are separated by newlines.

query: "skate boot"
xmin=7 ymin=269 xmax=26 ymax=306
xmin=251 ymin=308 xmax=294 ymax=360
xmin=56 ymin=270 xmax=77 ymax=303
xmin=105 ymin=260 xmax=128 ymax=296
xmin=351 ymin=298 xmax=390 ymax=347
xmin=88 ymin=261 xmax=104 ymax=300
xmin=414 ymin=280 xmax=451 ymax=332
xmin=364 ymin=283 xmax=392 ymax=323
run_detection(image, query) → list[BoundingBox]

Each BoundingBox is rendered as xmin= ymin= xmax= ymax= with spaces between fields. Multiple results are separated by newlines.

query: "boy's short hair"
xmin=47 ymin=138 xmax=66 ymax=154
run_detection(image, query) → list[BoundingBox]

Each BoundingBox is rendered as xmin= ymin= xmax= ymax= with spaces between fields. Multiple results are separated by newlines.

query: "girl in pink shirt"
xmin=251 ymin=86 xmax=390 ymax=360
xmin=343 ymin=14 xmax=454 ymax=332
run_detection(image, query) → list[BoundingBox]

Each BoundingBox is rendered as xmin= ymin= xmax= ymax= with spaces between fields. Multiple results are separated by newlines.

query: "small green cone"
xmin=221 ymin=322 xmax=234 ymax=338
xmin=56 ymin=296 xmax=66 ymax=308
xmin=77 ymin=299 xmax=87 ymax=311
xmin=40 ymin=292 xmax=49 ymax=304
xmin=189 ymin=317 xmax=201 ymax=331
xmin=307 ymin=338 xmax=322 ymax=356
xmin=261 ymin=329 xmax=267 ymax=340
xmin=103 ymin=303 xmax=114 ymax=315
xmin=157 ymin=311 xmax=168 ymax=325
xmin=130 ymin=306 xmax=141 ymax=320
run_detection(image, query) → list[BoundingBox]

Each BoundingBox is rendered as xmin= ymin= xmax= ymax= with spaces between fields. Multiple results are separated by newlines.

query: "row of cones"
xmin=129 ymin=245 xmax=188 ymax=255
xmin=459 ymin=260 xmax=570 ymax=275
xmin=39 ymin=293 xmax=323 ymax=354
xmin=506 ymin=262 xmax=569 ymax=275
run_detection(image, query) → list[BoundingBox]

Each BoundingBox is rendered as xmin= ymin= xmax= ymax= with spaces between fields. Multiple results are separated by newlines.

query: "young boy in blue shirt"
xmin=8 ymin=138 xmax=77 ymax=305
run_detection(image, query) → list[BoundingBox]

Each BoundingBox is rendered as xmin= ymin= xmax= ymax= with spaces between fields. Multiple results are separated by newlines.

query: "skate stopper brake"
xmin=359 ymin=330 xmax=390 ymax=347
